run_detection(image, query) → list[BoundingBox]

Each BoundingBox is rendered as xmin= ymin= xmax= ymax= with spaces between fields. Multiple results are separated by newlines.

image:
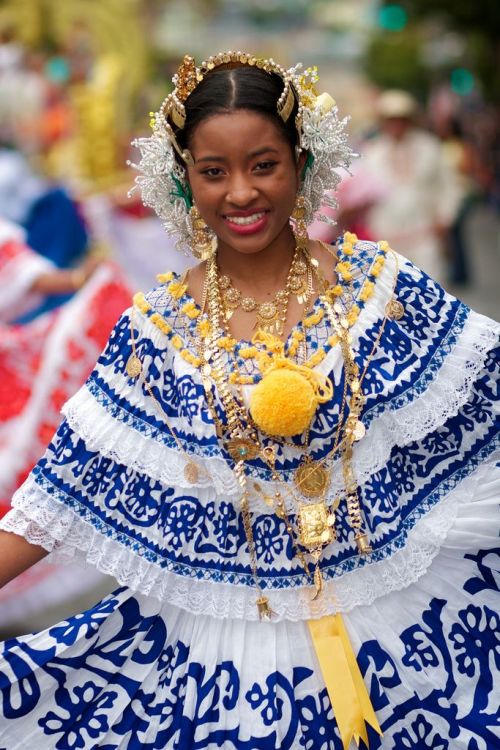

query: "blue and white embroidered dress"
xmin=0 ymin=241 xmax=498 ymax=750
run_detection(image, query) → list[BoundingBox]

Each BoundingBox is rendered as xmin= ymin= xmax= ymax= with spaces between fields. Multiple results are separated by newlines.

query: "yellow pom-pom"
xmin=250 ymin=369 xmax=318 ymax=437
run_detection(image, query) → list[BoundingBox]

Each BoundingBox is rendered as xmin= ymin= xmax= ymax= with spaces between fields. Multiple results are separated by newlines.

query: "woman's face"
xmin=186 ymin=110 xmax=304 ymax=256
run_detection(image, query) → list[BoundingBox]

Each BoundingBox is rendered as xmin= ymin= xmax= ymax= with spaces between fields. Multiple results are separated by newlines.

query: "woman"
xmin=0 ymin=52 xmax=498 ymax=750
xmin=0 ymin=218 xmax=130 ymax=635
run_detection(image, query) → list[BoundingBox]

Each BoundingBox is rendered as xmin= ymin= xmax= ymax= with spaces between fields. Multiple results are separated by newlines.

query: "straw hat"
xmin=377 ymin=89 xmax=417 ymax=118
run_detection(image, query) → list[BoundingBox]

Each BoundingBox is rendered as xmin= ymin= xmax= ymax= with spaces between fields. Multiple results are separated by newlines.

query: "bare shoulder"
xmin=308 ymin=238 xmax=338 ymax=287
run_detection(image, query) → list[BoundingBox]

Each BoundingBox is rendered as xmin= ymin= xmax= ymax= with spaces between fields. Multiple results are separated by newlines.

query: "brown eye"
xmin=254 ymin=161 xmax=277 ymax=171
xmin=201 ymin=167 xmax=224 ymax=177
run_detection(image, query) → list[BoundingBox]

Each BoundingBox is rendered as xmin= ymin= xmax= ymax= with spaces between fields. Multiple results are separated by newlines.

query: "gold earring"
xmin=291 ymin=195 xmax=308 ymax=250
xmin=189 ymin=205 xmax=215 ymax=259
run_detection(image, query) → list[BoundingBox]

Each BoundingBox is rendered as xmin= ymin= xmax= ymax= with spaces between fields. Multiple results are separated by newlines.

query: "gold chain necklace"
xmin=203 ymin=250 xmax=349 ymax=608
xmin=126 ymin=308 xmax=205 ymax=485
xmin=218 ymin=247 xmax=309 ymax=335
xmin=202 ymin=247 xmax=402 ymax=607
xmin=127 ymin=243 xmax=403 ymax=616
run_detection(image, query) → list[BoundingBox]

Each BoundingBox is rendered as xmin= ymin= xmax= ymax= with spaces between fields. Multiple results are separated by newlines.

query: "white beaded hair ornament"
xmin=129 ymin=51 xmax=355 ymax=254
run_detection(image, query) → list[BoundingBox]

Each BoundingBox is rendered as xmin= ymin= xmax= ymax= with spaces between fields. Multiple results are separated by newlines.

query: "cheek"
xmin=188 ymin=178 xmax=217 ymax=214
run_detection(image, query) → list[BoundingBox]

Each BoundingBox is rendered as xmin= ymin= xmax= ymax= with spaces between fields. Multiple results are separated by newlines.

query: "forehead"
xmin=189 ymin=109 xmax=289 ymax=156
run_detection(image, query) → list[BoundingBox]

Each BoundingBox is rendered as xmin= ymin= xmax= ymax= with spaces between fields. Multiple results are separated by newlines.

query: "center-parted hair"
xmin=174 ymin=67 xmax=300 ymax=158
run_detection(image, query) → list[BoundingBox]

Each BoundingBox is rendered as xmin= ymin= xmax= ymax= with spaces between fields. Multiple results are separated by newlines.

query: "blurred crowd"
xmin=0 ymin=30 xmax=498 ymax=634
xmin=312 ymin=89 xmax=496 ymax=287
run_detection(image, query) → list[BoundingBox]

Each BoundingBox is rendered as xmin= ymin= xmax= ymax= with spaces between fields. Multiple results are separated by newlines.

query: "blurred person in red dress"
xmin=0 ymin=218 xmax=129 ymax=633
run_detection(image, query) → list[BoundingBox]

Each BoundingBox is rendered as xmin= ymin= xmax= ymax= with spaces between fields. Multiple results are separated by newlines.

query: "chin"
xmin=217 ymin=227 xmax=286 ymax=256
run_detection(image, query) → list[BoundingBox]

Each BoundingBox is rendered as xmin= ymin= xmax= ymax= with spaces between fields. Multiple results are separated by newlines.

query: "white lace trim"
xmin=2 ymin=455 xmax=496 ymax=621
xmin=62 ymin=298 xmax=499 ymax=502
xmin=63 ymin=385 xmax=240 ymax=496
xmin=353 ymin=307 xmax=499 ymax=486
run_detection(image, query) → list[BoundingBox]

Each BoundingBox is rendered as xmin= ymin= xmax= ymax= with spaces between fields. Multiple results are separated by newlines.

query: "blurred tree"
xmin=379 ymin=0 xmax=500 ymax=100
xmin=364 ymin=26 xmax=428 ymax=98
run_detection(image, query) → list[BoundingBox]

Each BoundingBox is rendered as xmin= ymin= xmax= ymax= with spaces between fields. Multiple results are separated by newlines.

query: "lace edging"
xmin=1 ymin=456 xmax=494 ymax=621
xmin=352 ymin=309 xmax=499 ymax=483
xmin=63 ymin=306 xmax=498 ymax=499
xmin=63 ymin=386 xmax=240 ymax=496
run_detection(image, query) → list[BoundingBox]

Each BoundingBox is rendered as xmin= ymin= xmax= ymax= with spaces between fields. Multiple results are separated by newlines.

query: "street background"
xmin=0 ymin=0 xmax=498 ymax=634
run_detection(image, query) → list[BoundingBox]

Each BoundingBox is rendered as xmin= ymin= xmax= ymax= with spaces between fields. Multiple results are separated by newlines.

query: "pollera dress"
xmin=0 ymin=238 xmax=498 ymax=750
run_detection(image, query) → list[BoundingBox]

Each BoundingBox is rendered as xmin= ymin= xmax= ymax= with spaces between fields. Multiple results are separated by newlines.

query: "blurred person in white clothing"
xmin=362 ymin=90 xmax=461 ymax=283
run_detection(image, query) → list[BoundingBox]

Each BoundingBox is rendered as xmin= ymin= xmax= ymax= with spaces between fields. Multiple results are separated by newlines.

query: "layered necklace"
xmin=218 ymin=246 xmax=312 ymax=335
xmin=198 ymin=243 xmax=392 ymax=617
xmin=128 ymin=236 xmax=402 ymax=619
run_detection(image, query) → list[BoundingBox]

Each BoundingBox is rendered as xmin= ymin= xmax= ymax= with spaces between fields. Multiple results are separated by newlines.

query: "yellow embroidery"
xmin=197 ymin=319 xmax=212 ymax=337
xmin=156 ymin=271 xmax=174 ymax=283
xmin=218 ymin=336 xmax=237 ymax=351
xmin=181 ymin=301 xmax=201 ymax=319
xmin=168 ymin=280 xmax=188 ymax=299
xmin=359 ymin=280 xmax=375 ymax=303
xmin=171 ymin=334 xmax=183 ymax=349
xmin=150 ymin=312 xmax=172 ymax=335
xmin=240 ymin=346 xmax=259 ymax=359
xmin=303 ymin=308 xmax=325 ymax=328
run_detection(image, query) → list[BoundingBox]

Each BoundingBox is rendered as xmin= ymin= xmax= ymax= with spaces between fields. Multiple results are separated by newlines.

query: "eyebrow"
xmin=195 ymin=146 xmax=280 ymax=164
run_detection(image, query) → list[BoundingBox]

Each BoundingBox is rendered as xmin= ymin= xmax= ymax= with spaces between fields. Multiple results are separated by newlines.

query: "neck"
xmin=216 ymin=225 xmax=297 ymax=293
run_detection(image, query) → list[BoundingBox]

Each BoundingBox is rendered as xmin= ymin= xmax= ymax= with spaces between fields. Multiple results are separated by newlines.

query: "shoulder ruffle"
xmin=2 ymin=243 xmax=499 ymax=621
xmin=2 ymin=450 xmax=498 ymax=621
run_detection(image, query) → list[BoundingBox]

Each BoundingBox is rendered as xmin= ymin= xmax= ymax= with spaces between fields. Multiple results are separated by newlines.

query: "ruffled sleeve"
xmin=1 ymin=253 xmax=499 ymax=623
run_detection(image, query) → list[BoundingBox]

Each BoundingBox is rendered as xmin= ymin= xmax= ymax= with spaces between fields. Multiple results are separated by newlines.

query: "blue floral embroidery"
xmin=38 ymin=683 xmax=118 ymax=749
xmin=392 ymin=713 xmax=448 ymax=750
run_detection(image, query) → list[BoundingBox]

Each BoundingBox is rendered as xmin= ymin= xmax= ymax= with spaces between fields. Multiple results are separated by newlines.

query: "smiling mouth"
xmin=224 ymin=212 xmax=267 ymax=226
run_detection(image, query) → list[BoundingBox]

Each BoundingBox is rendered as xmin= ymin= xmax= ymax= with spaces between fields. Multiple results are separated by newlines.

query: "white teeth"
xmin=226 ymin=212 xmax=265 ymax=226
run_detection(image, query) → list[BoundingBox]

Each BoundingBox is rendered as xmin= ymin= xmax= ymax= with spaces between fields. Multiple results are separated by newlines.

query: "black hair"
xmin=173 ymin=66 xmax=300 ymax=159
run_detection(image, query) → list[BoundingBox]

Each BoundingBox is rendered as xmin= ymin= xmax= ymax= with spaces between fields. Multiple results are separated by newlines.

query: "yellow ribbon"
xmin=308 ymin=614 xmax=382 ymax=750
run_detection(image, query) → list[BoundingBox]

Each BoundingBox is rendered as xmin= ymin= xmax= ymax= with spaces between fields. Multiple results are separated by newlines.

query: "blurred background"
xmin=0 ymin=0 xmax=498 ymax=635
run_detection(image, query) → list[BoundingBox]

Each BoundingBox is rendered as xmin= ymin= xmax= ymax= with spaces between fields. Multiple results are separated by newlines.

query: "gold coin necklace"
xmin=218 ymin=246 xmax=307 ymax=334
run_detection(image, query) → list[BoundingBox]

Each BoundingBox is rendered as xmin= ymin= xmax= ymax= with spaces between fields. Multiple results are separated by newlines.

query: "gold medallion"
xmin=352 ymin=420 xmax=366 ymax=441
xmin=294 ymin=461 xmax=330 ymax=498
xmin=346 ymin=417 xmax=366 ymax=442
xmin=297 ymin=502 xmax=336 ymax=548
xmin=386 ymin=298 xmax=405 ymax=320
xmin=126 ymin=354 xmax=142 ymax=379
xmin=184 ymin=461 xmax=200 ymax=484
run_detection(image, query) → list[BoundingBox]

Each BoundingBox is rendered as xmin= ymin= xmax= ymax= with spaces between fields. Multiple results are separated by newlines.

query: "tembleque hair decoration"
xmin=129 ymin=51 xmax=355 ymax=254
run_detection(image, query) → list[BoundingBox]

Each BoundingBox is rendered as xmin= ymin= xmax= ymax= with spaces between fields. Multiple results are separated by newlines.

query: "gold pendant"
xmin=183 ymin=460 xmax=200 ymax=484
xmin=126 ymin=354 xmax=142 ymax=379
xmin=386 ymin=298 xmax=405 ymax=320
xmin=355 ymin=532 xmax=372 ymax=555
xmin=261 ymin=445 xmax=277 ymax=467
xmin=295 ymin=460 xmax=330 ymax=498
xmin=256 ymin=595 xmax=275 ymax=620
xmin=346 ymin=416 xmax=366 ymax=442
xmin=227 ymin=437 xmax=260 ymax=462
xmin=312 ymin=564 xmax=324 ymax=600
xmin=298 ymin=502 xmax=336 ymax=548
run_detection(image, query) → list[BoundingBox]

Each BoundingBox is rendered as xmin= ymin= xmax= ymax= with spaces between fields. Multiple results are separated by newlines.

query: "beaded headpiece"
xmin=129 ymin=51 xmax=355 ymax=253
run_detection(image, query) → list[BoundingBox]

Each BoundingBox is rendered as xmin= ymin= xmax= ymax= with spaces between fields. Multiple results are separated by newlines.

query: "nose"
xmin=225 ymin=173 xmax=259 ymax=207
